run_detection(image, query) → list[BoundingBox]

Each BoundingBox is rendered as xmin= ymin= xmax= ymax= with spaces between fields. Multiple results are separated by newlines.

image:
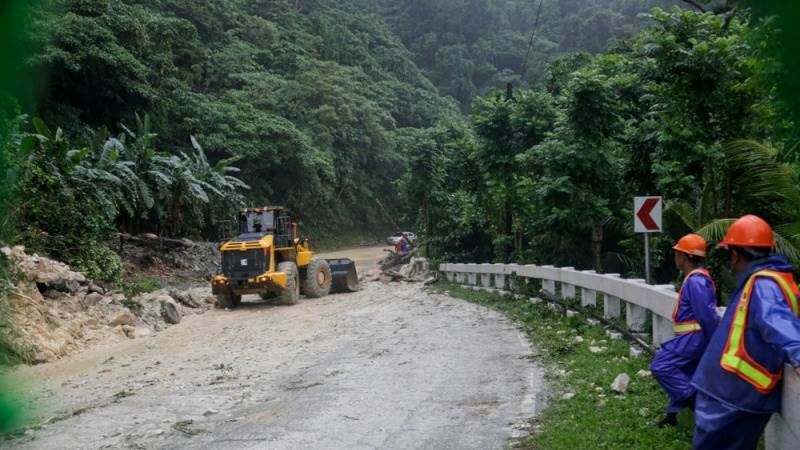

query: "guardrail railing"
xmin=438 ymin=262 xmax=799 ymax=450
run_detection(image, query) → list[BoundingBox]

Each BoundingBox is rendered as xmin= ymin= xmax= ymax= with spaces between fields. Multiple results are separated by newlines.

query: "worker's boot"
xmin=656 ymin=413 xmax=678 ymax=428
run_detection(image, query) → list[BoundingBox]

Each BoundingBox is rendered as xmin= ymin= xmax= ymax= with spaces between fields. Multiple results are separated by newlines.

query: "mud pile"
xmin=1 ymin=246 xmax=215 ymax=364
xmin=114 ymin=233 xmax=220 ymax=281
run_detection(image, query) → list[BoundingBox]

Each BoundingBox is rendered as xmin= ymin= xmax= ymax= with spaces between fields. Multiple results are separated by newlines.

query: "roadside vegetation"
xmin=0 ymin=0 xmax=689 ymax=291
xmin=403 ymin=5 xmax=799 ymax=293
xmin=429 ymin=281 xmax=694 ymax=449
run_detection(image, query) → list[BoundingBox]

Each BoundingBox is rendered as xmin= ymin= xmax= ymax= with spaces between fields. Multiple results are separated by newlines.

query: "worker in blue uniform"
xmin=692 ymin=215 xmax=800 ymax=449
xmin=651 ymin=233 xmax=719 ymax=427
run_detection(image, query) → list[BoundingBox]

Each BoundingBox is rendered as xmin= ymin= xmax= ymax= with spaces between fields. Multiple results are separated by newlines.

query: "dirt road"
xmin=8 ymin=247 xmax=545 ymax=449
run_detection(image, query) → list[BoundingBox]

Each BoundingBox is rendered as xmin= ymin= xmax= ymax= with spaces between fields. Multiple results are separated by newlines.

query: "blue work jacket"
xmin=692 ymin=255 xmax=800 ymax=413
xmin=662 ymin=270 xmax=719 ymax=359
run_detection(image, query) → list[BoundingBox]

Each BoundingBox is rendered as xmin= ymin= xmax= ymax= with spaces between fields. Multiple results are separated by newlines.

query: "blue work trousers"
xmin=692 ymin=392 xmax=772 ymax=450
xmin=651 ymin=348 xmax=698 ymax=414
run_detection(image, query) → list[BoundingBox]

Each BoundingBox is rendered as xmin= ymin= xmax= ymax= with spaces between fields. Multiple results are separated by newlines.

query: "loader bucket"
xmin=326 ymin=258 xmax=360 ymax=293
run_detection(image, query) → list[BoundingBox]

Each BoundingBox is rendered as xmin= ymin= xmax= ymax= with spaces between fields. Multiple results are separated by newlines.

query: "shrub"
xmin=122 ymin=276 xmax=162 ymax=299
xmin=69 ymin=243 xmax=124 ymax=286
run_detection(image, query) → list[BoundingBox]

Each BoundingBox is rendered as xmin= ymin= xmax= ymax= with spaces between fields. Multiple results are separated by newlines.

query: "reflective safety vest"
xmin=672 ymin=268 xmax=713 ymax=334
xmin=720 ymin=270 xmax=800 ymax=393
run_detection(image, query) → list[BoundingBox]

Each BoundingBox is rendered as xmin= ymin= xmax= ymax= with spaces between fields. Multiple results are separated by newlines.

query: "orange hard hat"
xmin=717 ymin=214 xmax=775 ymax=249
xmin=673 ymin=234 xmax=707 ymax=257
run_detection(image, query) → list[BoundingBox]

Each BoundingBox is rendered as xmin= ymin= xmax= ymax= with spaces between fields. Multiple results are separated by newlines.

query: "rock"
xmin=610 ymin=373 xmax=631 ymax=393
xmin=112 ymin=325 xmax=128 ymax=338
xmin=566 ymin=309 xmax=579 ymax=318
xmin=636 ymin=369 xmax=651 ymax=378
xmin=88 ymin=283 xmax=105 ymax=295
xmin=169 ymin=290 xmax=200 ymax=308
xmin=573 ymin=336 xmax=584 ymax=344
xmin=42 ymin=289 xmax=63 ymax=300
xmin=161 ymin=302 xmax=181 ymax=324
xmin=132 ymin=328 xmax=152 ymax=339
xmin=629 ymin=346 xmax=644 ymax=358
xmin=587 ymin=318 xmax=600 ymax=326
xmin=561 ymin=392 xmax=576 ymax=400
xmin=588 ymin=346 xmax=605 ymax=354
xmin=606 ymin=330 xmax=623 ymax=340
xmin=110 ymin=312 xmax=135 ymax=326
xmin=203 ymin=409 xmax=219 ymax=416
xmin=529 ymin=297 xmax=543 ymax=304
xmin=121 ymin=325 xmax=136 ymax=338
xmin=378 ymin=275 xmax=392 ymax=284
xmin=84 ymin=292 xmax=105 ymax=307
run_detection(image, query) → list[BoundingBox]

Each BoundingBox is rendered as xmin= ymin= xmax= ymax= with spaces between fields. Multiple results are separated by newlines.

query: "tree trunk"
xmin=591 ymin=222 xmax=603 ymax=272
xmin=504 ymin=195 xmax=513 ymax=262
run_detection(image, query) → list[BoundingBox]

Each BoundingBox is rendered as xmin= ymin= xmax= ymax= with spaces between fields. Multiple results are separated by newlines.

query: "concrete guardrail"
xmin=439 ymin=262 xmax=799 ymax=450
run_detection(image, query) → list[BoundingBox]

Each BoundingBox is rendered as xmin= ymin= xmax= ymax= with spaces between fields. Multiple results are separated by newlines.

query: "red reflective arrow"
xmin=637 ymin=198 xmax=660 ymax=230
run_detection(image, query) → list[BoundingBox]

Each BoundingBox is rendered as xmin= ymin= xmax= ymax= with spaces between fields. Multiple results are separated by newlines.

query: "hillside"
xmin=23 ymin=0 xmax=459 ymax=237
xmin=364 ymin=0 xmax=679 ymax=109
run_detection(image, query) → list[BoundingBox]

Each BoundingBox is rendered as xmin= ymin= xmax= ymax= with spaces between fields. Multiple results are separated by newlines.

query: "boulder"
xmin=121 ymin=325 xmax=136 ymax=338
xmin=109 ymin=312 xmax=135 ymax=327
xmin=161 ymin=302 xmax=181 ymax=324
xmin=169 ymin=289 xmax=200 ymax=308
xmin=84 ymin=292 xmax=105 ymax=307
xmin=610 ymin=373 xmax=630 ymax=393
xmin=131 ymin=327 xmax=152 ymax=339
xmin=1 ymin=246 xmax=86 ymax=287
xmin=88 ymin=282 xmax=105 ymax=295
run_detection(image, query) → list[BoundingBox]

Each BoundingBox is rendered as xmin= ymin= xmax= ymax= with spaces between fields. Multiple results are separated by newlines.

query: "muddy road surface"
xmin=8 ymin=247 xmax=545 ymax=449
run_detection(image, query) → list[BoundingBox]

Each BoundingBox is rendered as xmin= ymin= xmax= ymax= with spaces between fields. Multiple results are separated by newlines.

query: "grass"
xmin=121 ymin=275 xmax=162 ymax=300
xmin=427 ymin=281 xmax=695 ymax=450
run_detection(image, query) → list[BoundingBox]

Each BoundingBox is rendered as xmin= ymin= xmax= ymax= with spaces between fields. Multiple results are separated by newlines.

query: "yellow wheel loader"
xmin=211 ymin=207 xmax=359 ymax=308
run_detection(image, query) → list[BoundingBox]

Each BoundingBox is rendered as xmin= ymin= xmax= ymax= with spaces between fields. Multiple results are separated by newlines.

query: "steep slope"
xmin=26 ymin=0 xmax=459 ymax=235
xmin=364 ymin=0 xmax=679 ymax=109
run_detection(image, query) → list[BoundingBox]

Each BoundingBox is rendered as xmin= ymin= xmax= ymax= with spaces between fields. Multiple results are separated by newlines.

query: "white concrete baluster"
xmin=604 ymin=294 xmax=621 ymax=319
xmin=495 ymin=274 xmax=506 ymax=290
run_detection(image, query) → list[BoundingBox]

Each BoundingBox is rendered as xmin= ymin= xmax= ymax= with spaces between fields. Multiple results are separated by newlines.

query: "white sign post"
xmin=634 ymin=196 xmax=663 ymax=284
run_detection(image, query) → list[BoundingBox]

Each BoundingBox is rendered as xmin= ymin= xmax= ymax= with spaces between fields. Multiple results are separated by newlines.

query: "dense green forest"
xmin=399 ymin=4 xmax=800 ymax=286
xmin=0 ymin=0 xmax=691 ymax=283
xmin=365 ymin=0 xmax=679 ymax=109
xmin=1 ymin=0 xmax=799 ymax=287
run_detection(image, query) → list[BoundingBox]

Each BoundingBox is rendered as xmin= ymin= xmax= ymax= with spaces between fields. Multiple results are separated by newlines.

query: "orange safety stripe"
xmin=671 ymin=268 xmax=713 ymax=334
xmin=720 ymin=270 xmax=800 ymax=393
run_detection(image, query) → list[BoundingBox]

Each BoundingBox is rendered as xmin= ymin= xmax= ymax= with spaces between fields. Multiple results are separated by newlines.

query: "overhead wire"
xmin=519 ymin=0 xmax=545 ymax=84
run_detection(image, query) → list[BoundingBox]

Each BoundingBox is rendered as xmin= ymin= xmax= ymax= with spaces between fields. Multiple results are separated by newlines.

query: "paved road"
xmin=8 ymin=249 xmax=545 ymax=450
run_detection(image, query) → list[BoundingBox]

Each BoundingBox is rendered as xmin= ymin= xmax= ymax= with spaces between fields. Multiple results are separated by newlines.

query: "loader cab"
xmin=236 ymin=207 xmax=295 ymax=247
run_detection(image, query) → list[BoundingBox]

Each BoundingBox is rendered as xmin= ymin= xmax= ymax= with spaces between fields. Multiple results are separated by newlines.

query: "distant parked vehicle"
xmin=387 ymin=231 xmax=417 ymax=246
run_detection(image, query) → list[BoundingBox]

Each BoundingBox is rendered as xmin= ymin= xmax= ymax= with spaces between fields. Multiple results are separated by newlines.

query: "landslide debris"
xmin=1 ymin=246 xmax=214 ymax=364
xmin=114 ymin=233 xmax=220 ymax=281
xmin=364 ymin=250 xmax=434 ymax=284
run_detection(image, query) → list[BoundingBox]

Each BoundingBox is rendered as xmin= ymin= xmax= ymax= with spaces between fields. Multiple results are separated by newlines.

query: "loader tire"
xmin=276 ymin=262 xmax=300 ymax=305
xmin=259 ymin=291 xmax=278 ymax=301
xmin=215 ymin=293 xmax=241 ymax=309
xmin=302 ymin=258 xmax=331 ymax=298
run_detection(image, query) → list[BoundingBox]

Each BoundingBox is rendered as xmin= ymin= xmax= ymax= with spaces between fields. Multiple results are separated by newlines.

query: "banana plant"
xmin=666 ymin=140 xmax=800 ymax=265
